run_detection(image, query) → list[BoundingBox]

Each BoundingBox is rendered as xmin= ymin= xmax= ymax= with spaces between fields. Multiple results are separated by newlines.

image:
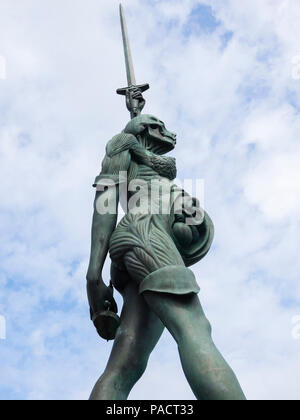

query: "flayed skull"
xmin=124 ymin=114 xmax=177 ymax=154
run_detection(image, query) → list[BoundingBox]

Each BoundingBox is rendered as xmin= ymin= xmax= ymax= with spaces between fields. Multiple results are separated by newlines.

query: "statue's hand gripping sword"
xmin=117 ymin=4 xmax=149 ymax=119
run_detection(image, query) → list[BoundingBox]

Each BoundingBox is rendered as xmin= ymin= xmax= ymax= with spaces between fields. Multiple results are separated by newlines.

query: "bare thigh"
xmin=142 ymin=291 xmax=211 ymax=344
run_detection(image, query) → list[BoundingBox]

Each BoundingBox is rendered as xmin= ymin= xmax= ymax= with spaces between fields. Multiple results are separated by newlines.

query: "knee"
xmin=98 ymin=354 xmax=147 ymax=398
xmin=125 ymin=357 xmax=148 ymax=382
xmin=175 ymin=315 xmax=212 ymax=346
xmin=115 ymin=357 xmax=148 ymax=390
xmin=198 ymin=315 xmax=212 ymax=336
xmin=113 ymin=333 xmax=149 ymax=382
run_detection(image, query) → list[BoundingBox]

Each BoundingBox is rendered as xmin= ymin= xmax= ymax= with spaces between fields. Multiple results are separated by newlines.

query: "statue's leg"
xmin=89 ymin=281 xmax=164 ymax=400
xmin=143 ymin=291 xmax=246 ymax=401
xmin=109 ymin=215 xmax=245 ymax=400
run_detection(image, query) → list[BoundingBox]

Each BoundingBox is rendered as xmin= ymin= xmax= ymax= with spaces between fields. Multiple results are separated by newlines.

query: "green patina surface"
xmin=86 ymin=4 xmax=246 ymax=401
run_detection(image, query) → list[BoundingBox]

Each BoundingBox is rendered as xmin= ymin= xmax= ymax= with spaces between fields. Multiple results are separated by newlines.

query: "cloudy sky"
xmin=0 ymin=0 xmax=300 ymax=400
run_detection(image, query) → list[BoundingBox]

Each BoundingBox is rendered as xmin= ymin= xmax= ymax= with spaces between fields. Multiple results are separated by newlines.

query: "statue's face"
xmin=146 ymin=116 xmax=177 ymax=154
xmin=124 ymin=115 xmax=177 ymax=155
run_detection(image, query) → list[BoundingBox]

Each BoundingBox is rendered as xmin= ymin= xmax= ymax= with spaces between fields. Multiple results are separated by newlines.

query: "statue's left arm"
xmin=86 ymin=132 xmax=139 ymax=320
xmin=86 ymin=187 xmax=120 ymax=319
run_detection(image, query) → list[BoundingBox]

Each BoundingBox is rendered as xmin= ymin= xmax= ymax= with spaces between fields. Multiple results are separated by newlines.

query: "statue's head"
xmin=124 ymin=114 xmax=177 ymax=155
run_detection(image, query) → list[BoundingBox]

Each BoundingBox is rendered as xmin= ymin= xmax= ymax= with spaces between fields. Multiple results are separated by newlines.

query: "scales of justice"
xmin=86 ymin=4 xmax=246 ymax=401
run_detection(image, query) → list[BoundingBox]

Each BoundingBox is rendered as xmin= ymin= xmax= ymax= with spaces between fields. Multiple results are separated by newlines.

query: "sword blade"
xmin=119 ymin=4 xmax=136 ymax=87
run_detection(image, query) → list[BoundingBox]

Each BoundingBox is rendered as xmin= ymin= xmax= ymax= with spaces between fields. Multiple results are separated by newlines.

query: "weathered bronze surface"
xmin=86 ymin=4 xmax=246 ymax=401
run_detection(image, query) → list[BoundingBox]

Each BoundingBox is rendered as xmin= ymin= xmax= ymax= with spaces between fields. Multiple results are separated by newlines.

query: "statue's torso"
xmin=124 ymin=153 xmax=179 ymax=225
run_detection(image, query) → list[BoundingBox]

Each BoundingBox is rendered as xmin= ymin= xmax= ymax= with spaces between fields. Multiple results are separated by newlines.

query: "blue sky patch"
xmin=220 ymin=30 xmax=234 ymax=50
xmin=238 ymin=79 xmax=271 ymax=104
xmin=183 ymin=4 xmax=220 ymax=37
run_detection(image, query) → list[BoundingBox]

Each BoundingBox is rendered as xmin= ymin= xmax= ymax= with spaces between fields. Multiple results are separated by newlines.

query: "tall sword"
xmin=117 ymin=4 xmax=149 ymax=119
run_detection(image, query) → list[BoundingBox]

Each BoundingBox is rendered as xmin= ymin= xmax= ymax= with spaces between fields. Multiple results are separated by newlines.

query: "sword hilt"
xmin=117 ymin=83 xmax=150 ymax=119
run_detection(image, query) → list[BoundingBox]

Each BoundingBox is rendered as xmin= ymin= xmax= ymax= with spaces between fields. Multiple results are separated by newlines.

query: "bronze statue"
xmin=86 ymin=4 xmax=246 ymax=401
